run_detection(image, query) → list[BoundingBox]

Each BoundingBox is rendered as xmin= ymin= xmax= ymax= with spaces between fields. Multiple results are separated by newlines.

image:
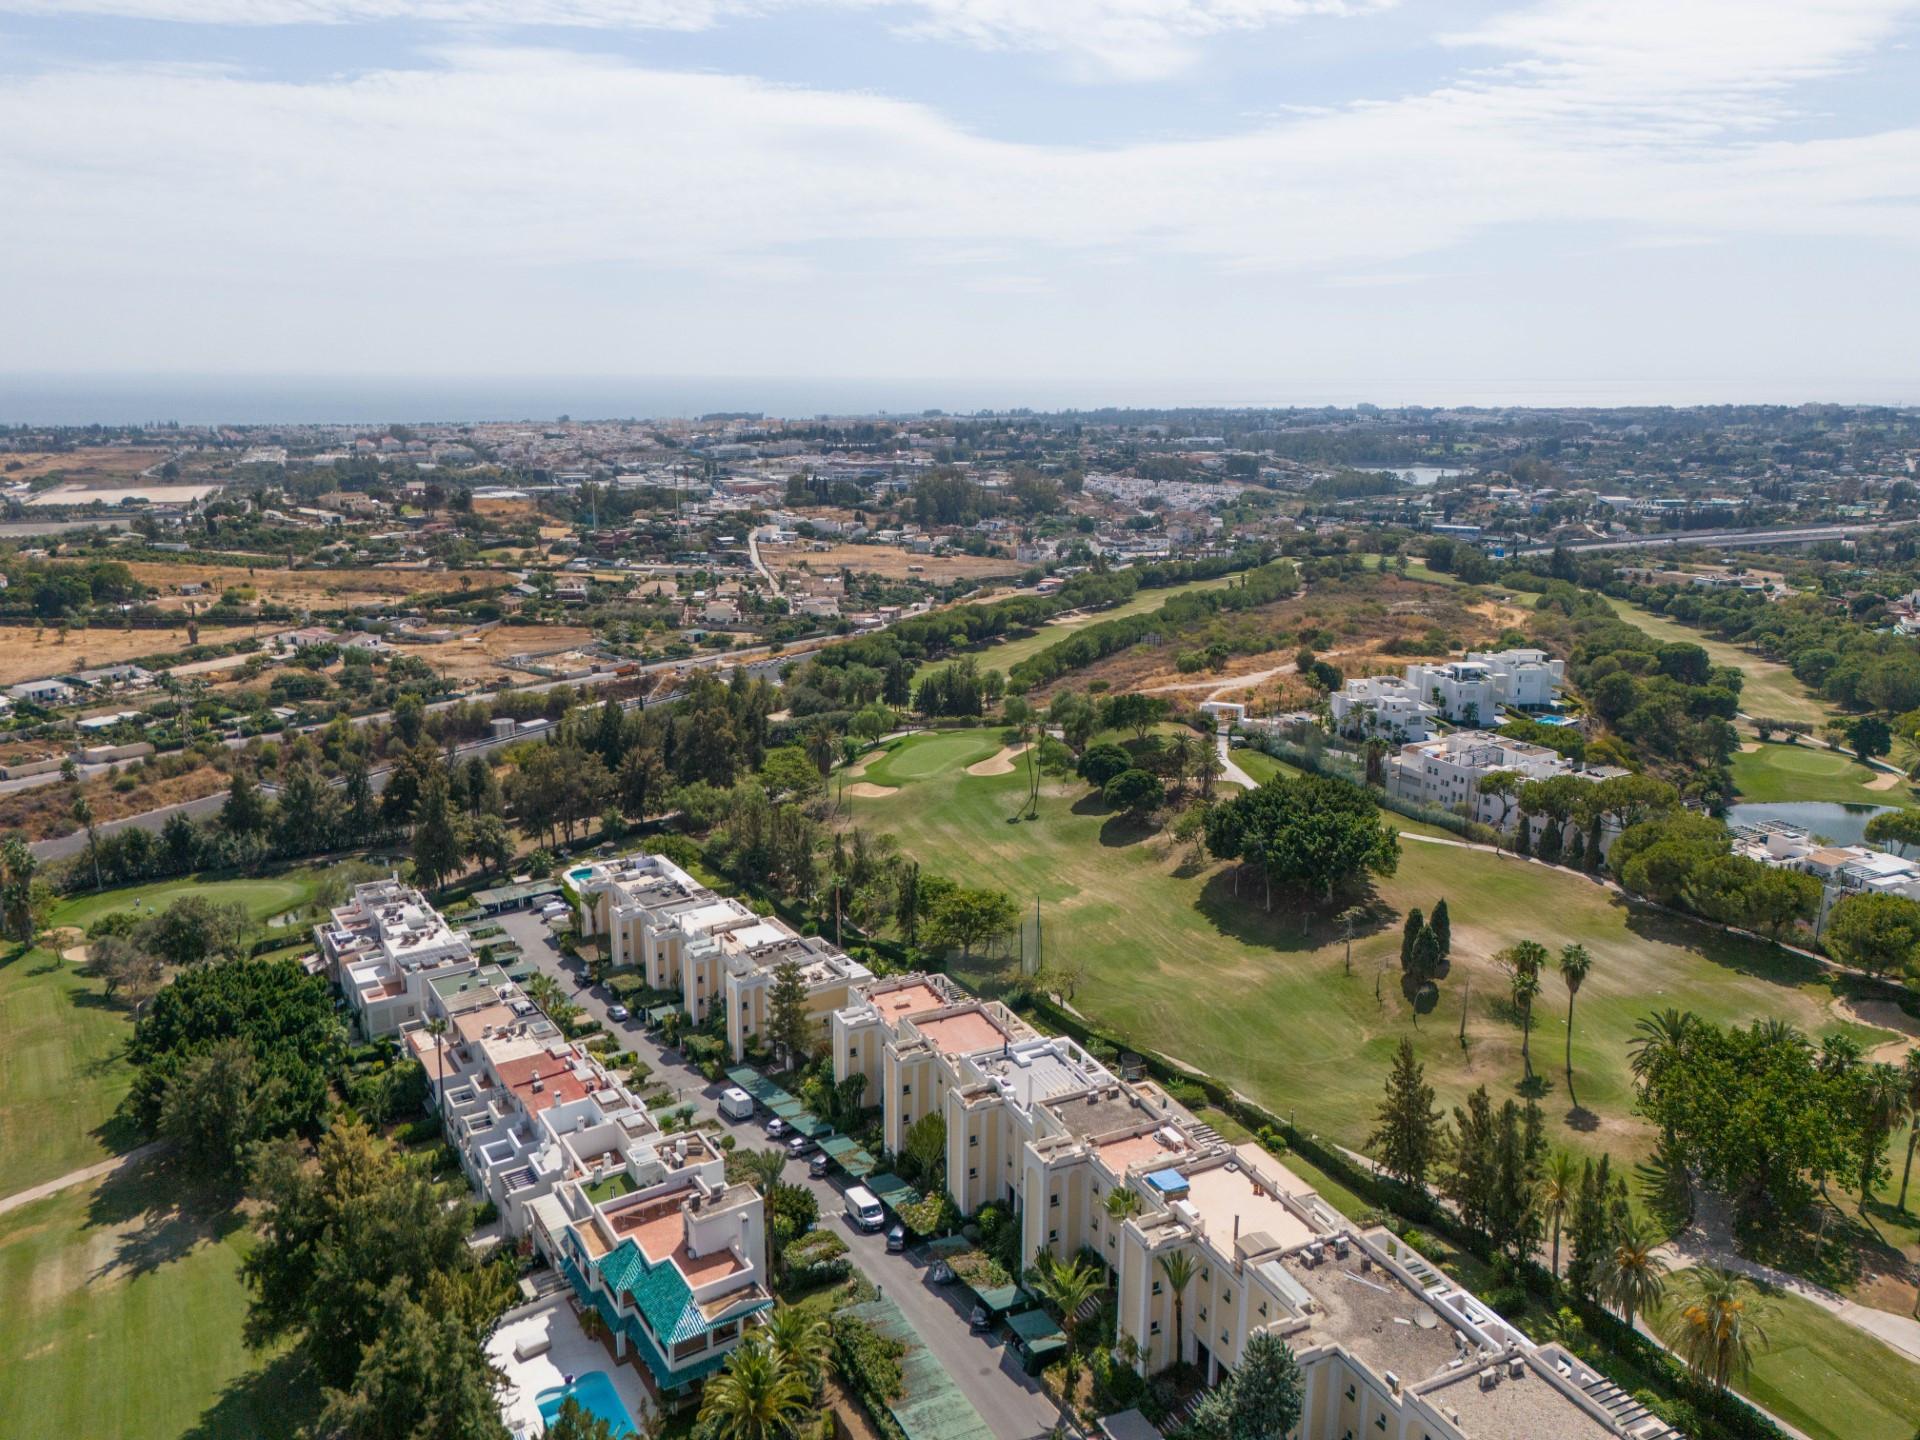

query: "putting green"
xmin=860 ymin=732 xmax=1004 ymax=785
xmin=1730 ymin=742 xmax=1913 ymax=809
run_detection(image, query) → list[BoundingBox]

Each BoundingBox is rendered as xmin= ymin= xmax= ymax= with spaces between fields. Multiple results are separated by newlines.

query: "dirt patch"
xmin=1865 ymin=770 xmax=1903 ymax=790
xmin=766 ymin=541 xmax=1022 ymax=584
xmin=966 ymin=743 xmax=1031 ymax=776
xmin=0 ymin=762 xmax=228 ymax=842
xmin=120 ymin=560 xmax=484 ymax=612
xmin=0 ymin=623 xmax=265 ymax=688
xmin=2 ymin=447 xmax=170 ymax=484
xmin=844 ymin=782 xmax=899 ymax=798
xmin=1834 ymin=995 xmax=1920 ymax=1063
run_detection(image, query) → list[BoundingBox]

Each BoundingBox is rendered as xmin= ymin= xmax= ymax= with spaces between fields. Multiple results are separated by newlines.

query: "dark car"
xmin=886 ymin=1223 xmax=906 ymax=1253
xmin=808 ymin=1152 xmax=832 ymax=1179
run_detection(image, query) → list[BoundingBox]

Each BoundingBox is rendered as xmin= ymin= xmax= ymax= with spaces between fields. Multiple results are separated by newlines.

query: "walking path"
xmin=0 ymin=1141 xmax=165 ymax=1218
xmin=1216 ymin=733 xmax=1255 ymax=789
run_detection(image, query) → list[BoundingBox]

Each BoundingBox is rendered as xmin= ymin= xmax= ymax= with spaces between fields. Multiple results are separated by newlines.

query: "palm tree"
xmin=1105 ymin=1186 xmax=1141 ymax=1224
xmin=1598 ymin=1215 xmax=1669 ymax=1332
xmin=1157 ymin=1249 xmax=1197 ymax=1369
xmin=1659 ymin=1265 xmax=1769 ymax=1390
xmin=71 ymin=795 xmax=101 ymax=892
xmin=762 ymin=1305 xmax=833 ymax=1397
xmin=1501 ymin=940 xmax=1548 ymax=1079
xmin=1897 ymin=1050 xmax=1920 ymax=1211
xmin=1558 ymin=943 xmax=1592 ymax=1077
xmin=699 ymin=1340 xmax=812 ymax=1440
xmin=1033 ymin=1253 xmax=1103 ymax=1410
xmin=1856 ymin=1061 xmax=1907 ymax=1207
xmin=425 ymin=1017 xmax=448 ymax=1126
xmin=1541 ymin=1151 xmax=1580 ymax=1278
xmin=1629 ymin=1009 xmax=1697 ymax=1085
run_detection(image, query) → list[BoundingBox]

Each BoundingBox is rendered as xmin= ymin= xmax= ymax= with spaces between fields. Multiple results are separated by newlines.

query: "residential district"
xmin=9 ymin=405 xmax=1920 ymax=1440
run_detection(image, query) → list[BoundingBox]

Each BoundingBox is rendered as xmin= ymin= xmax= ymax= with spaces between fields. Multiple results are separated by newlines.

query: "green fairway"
xmin=859 ymin=730 xmax=1004 ymax=784
xmin=0 ymin=1165 xmax=315 ymax=1440
xmin=1731 ymin=741 xmax=1914 ymax=809
xmin=0 ymin=867 xmax=335 ymax=1200
xmin=1727 ymin=1288 xmax=1920 ymax=1440
xmin=909 ymin=574 xmax=1240 ymax=687
xmin=53 ymin=870 xmax=326 ymax=935
xmin=853 ymin=733 xmax=1867 ymax=1172
xmin=1603 ymin=595 xmax=1831 ymax=727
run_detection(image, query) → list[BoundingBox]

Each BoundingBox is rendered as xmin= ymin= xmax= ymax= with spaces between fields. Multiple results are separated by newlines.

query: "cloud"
xmin=0 ymin=0 xmax=1385 ymax=79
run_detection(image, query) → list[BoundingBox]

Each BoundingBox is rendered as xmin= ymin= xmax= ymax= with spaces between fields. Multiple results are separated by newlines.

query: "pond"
xmin=1724 ymin=800 xmax=1895 ymax=846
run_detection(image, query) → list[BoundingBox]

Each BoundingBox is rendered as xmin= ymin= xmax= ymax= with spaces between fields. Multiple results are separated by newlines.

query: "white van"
xmin=718 ymin=1087 xmax=755 ymax=1121
xmin=844 ymin=1185 xmax=885 ymax=1232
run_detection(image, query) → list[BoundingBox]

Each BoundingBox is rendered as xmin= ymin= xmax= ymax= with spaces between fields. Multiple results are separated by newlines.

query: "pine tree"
xmin=1368 ymin=1038 xmax=1444 ymax=1192
xmin=766 ymin=959 xmax=813 ymax=1069
xmin=411 ymin=769 xmax=466 ymax=895
xmin=1514 ymin=811 xmax=1531 ymax=857
xmin=1409 ymin=925 xmax=1444 ymax=987
xmin=1400 ymin=907 xmax=1425 ymax=970
xmin=1427 ymin=899 xmax=1451 ymax=958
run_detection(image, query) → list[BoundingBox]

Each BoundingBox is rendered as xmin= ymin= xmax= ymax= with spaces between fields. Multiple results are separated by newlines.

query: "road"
xmin=1515 ymin=520 xmax=1908 ymax=556
xmin=492 ymin=909 xmax=1063 ymax=1440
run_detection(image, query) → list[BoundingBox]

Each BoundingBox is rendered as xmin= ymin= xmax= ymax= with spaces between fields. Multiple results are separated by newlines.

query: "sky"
xmin=5 ymin=0 xmax=1920 ymax=414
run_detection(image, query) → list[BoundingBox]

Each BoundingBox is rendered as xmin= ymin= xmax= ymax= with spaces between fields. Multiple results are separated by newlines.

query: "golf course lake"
xmin=1725 ymin=800 xmax=1895 ymax=846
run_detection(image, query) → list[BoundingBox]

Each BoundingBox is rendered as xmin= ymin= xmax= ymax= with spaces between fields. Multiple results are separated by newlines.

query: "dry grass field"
xmin=768 ymin=541 xmax=1023 ymax=583
xmin=0 ymin=624 xmax=264 ymax=688
xmin=118 ymin=561 xmax=484 ymax=610
xmin=432 ymin=623 xmax=604 ymax=683
xmin=2 ymin=447 xmax=170 ymax=484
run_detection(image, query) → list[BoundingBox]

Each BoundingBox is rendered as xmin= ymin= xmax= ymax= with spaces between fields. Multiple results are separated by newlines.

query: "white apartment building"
xmin=1404 ymin=648 xmax=1565 ymax=725
xmin=570 ymin=852 xmax=872 ymax=1061
xmin=315 ymin=877 xmax=480 ymax=1036
xmin=1385 ymin=732 xmax=1585 ymax=830
xmin=833 ymin=974 xmax=1680 ymax=1440
xmin=1328 ymin=675 xmax=1439 ymax=743
xmin=1731 ymin=820 xmax=1920 ymax=928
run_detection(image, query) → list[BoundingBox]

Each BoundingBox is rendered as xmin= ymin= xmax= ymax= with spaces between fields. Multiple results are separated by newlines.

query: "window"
xmin=1049 ymin=1194 xmax=1060 ymax=1208
xmin=1222 ymin=1289 xmax=1230 ymax=1304
xmin=1198 ymin=1308 xmax=1207 ymax=1324
xmin=1345 ymin=1385 xmax=1356 ymax=1402
xmin=849 ymin=1046 xmax=858 ymax=1059
xmin=1048 ymin=1229 xmax=1058 ymax=1243
xmin=901 ymin=1082 xmax=911 ymax=1095
xmin=1258 ymin=1302 xmax=1267 ymax=1317
xmin=1152 ymin=1281 xmax=1163 ymax=1296
xmin=969 ymin=1135 xmax=978 ymax=1147
xmin=968 ymin=1167 xmax=978 ymax=1179
xmin=1200 ymin=1266 xmax=1209 ymax=1283
xmin=1149 ymin=1321 xmax=1161 ymax=1335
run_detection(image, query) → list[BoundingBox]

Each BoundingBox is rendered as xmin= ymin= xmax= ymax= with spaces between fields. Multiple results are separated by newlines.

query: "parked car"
xmin=786 ymin=1134 xmax=816 ymax=1158
xmin=808 ymin=1152 xmax=832 ymax=1179
xmin=607 ymin=1004 xmax=630 ymax=1022
xmin=886 ymin=1223 xmax=907 ymax=1253
xmin=929 ymin=1260 xmax=954 ymax=1284
xmin=765 ymin=1117 xmax=790 ymax=1139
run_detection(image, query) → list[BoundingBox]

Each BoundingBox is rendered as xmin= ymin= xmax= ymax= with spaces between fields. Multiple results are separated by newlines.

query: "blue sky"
xmin=5 ymin=0 xmax=1920 ymax=407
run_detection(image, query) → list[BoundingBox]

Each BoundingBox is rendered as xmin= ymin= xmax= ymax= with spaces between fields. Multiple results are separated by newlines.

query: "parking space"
xmin=491 ymin=905 xmax=1060 ymax=1440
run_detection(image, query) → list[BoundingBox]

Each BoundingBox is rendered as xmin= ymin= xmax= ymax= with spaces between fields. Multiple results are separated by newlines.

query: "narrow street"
xmin=495 ymin=910 xmax=1064 ymax=1440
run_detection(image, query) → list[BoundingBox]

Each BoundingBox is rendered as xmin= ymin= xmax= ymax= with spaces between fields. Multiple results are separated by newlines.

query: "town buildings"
xmin=569 ymin=851 xmax=873 ymax=1061
xmin=1328 ymin=675 xmax=1439 ymax=743
xmin=1385 ymin=731 xmax=1600 ymax=832
xmin=1402 ymin=649 xmax=1565 ymax=726
xmin=830 ymin=973 xmax=1679 ymax=1440
xmin=314 ymin=877 xmax=481 ymax=1036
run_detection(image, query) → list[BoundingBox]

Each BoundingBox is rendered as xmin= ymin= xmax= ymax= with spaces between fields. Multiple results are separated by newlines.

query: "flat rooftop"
xmin=871 ymin=982 xmax=946 ymax=1021
xmin=1181 ymin=1159 xmax=1317 ymax=1253
xmin=916 ymin=1009 xmax=1009 ymax=1057
xmin=1418 ymin=1363 xmax=1619 ymax=1440
xmin=1280 ymin=1250 xmax=1460 ymax=1381
xmin=1093 ymin=1130 xmax=1182 ymax=1177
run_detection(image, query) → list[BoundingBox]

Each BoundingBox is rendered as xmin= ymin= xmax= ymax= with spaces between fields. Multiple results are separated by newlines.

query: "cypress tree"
xmin=1400 ymin=907 xmax=1424 ymax=970
xmin=1428 ymin=899 xmax=1451 ymax=958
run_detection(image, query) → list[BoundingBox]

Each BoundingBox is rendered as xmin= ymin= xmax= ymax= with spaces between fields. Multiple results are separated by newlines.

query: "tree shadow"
xmin=27 ymin=955 xmax=63 ymax=976
xmin=1516 ymin=1071 xmax=1554 ymax=1101
xmin=1098 ymin=813 xmax=1160 ymax=848
xmin=1069 ymin=792 xmax=1107 ymax=818
xmin=1619 ymin=900 xmax=1826 ymax=988
xmin=87 ymin=1151 xmax=244 ymax=1283
xmin=1399 ymin=974 xmax=1440 ymax=1016
xmin=90 ymin=1109 xmax=144 ymax=1155
xmin=1561 ymin=1073 xmax=1600 ymax=1132
xmin=178 ymin=1349 xmax=322 ymax=1440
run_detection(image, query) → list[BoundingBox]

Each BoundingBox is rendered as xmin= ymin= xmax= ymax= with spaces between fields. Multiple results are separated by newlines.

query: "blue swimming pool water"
xmin=570 ymin=867 xmax=595 ymax=882
xmin=537 ymin=1370 xmax=638 ymax=1437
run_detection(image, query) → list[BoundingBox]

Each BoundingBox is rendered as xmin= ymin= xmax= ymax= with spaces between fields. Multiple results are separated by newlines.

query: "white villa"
xmin=1328 ymin=675 xmax=1440 ymax=743
xmin=1404 ymin=648 xmax=1565 ymax=726
xmin=314 ymin=877 xmax=480 ymax=1036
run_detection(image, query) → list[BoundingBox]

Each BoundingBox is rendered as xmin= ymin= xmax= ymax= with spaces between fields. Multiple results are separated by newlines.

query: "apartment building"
xmin=570 ymin=852 xmax=872 ymax=1061
xmin=834 ymin=974 xmax=1679 ymax=1440
xmin=314 ymin=877 xmax=480 ymax=1036
xmin=1386 ymin=731 xmax=1588 ymax=831
xmin=1403 ymin=648 xmax=1565 ymax=725
xmin=1731 ymin=819 xmax=1920 ymax=930
xmin=1328 ymin=676 xmax=1439 ymax=743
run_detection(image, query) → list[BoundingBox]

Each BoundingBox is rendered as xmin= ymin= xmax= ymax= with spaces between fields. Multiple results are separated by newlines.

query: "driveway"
xmin=499 ymin=909 xmax=1060 ymax=1440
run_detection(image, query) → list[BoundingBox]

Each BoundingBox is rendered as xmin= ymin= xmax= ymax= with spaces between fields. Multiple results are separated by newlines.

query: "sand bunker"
xmin=844 ymin=782 xmax=899 ymax=798
xmin=1739 ymin=741 xmax=1762 ymax=753
xmin=967 ymin=743 xmax=1032 ymax=776
xmin=1865 ymin=770 xmax=1903 ymax=790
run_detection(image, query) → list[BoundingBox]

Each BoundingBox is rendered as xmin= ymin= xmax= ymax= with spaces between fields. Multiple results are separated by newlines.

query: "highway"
xmin=1516 ymin=519 xmax=1909 ymax=556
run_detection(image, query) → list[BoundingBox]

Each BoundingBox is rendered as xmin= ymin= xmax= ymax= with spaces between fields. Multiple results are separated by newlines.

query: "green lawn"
xmin=1730 ymin=741 xmax=1915 ymax=809
xmin=1603 ymin=596 xmax=1831 ymax=728
xmin=0 ymin=867 xmax=335 ymax=1200
xmin=908 ymin=574 xmax=1240 ymax=688
xmin=0 ymin=1163 xmax=315 ymax=1440
xmin=858 ymin=730 xmax=1005 ymax=786
xmin=853 ymin=733 xmax=1869 ymax=1172
xmin=1727 ymin=1288 xmax=1920 ymax=1440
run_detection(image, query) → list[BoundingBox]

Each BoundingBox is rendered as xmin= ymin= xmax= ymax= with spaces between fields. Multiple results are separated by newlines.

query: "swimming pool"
xmin=570 ymin=867 xmax=595 ymax=882
xmin=537 ymin=1370 xmax=638 ymax=1437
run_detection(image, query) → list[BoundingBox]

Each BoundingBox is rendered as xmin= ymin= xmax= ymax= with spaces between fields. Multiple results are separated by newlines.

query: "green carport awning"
xmin=770 ymin=1099 xmax=806 ymax=1120
xmin=865 ymin=1173 xmax=916 ymax=1206
xmin=1006 ymin=1309 xmax=1064 ymax=1344
xmin=790 ymin=1113 xmax=834 ymax=1138
xmin=969 ymin=1282 xmax=1029 ymax=1316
